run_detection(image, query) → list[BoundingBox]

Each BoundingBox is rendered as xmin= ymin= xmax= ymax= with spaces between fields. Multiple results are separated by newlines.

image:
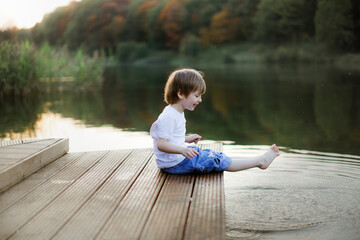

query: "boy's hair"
xmin=164 ymin=68 xmax=206 ymax=104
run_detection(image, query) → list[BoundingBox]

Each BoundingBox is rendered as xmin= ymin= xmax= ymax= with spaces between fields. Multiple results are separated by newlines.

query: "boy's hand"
xmin=186 ymin=134 xmax=202 ymax=144
xmin=157 ymin=138 xmax=199 ymax=160
xmin=181 ymin=147 xmax=199 ymax=160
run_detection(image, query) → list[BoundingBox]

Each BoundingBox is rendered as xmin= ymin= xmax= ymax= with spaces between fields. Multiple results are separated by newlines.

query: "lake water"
xmin=1 ymin=64 xmax=359 ymax=239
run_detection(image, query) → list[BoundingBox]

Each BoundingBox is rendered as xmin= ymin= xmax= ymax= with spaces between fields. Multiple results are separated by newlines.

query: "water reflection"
xmin=0 ymin=111 xmax=152 ymax=152
xmin=0 ymin=65 xmax=359 ymax=155
xmin=0 ymin=94 xmax=42 ymax=137
xmin=0 ymin=64 xmax=359 ymax=240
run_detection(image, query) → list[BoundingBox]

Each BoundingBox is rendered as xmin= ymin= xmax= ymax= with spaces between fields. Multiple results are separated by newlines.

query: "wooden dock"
xmin=0 ymin=139 xmax=225 ymax=240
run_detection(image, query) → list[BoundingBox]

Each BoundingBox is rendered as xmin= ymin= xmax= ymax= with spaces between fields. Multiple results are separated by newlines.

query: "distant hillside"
xmin=4 ymin=0 xmax=360 ymax=53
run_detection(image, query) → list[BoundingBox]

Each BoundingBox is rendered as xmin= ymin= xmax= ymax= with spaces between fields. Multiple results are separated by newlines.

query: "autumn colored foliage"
xmin=2 ymin=0 xmax=359 ymax=53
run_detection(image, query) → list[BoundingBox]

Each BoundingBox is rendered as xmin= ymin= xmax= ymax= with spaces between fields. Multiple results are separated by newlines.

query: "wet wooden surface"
xmin=0 ymin=142 xmax=225 ymax=240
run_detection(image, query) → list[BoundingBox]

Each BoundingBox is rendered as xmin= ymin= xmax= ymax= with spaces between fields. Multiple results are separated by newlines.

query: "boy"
xmin=150 ymin=68 xmax=279 ymax=174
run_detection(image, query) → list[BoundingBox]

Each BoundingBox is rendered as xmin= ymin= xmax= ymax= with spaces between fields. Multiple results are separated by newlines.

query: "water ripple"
xmin=224 ymin=145 xmax=360 ymax=240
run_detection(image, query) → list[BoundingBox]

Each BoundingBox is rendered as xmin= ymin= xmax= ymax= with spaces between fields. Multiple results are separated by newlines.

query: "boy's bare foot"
xmin=258 ymin=144 xmax=280 ymax=169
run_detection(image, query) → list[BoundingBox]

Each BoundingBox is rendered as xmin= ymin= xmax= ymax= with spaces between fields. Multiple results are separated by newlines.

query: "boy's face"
xmin=179 ymin=90 xmax=203 ymax=111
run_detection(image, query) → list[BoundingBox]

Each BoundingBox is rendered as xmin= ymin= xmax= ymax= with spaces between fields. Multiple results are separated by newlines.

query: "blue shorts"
xmin=161 ymin=146 xmax=232 ymax=174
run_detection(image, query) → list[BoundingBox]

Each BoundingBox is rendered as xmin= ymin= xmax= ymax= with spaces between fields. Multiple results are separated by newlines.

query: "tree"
xmin=127 ymin=0 xmax=160 ymax=42
xmin=353 ymin=0 xmax=360 ymax=51
xmin=158 ymin=0 xmax=184 ymax=49
xmin=31 ymin=1 xmax=80 ymax=46
xmin=181 ymin=0 xmax=223 ymax=34
xmin=0 ymin=27 xmax=18 ymax=42
xmin=225 ymin=0 xmax=260 ymax=41
xmin=146 ymin=0 xmax=168 ymax=48
xmin=315 ymin=0 xmax=357 ymax=51
xmin=254 ymin=0 xmax=316 ymax=43
xmin=63 ymin=0 xmax=104 ymax=51
xmin=84 ymin=0 xmax=130 ymax=51
xmin=199 ymin=9 xmax=240 ymax=46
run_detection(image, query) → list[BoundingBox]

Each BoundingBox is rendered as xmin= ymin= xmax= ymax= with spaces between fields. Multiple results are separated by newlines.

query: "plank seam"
xmin=182 ymin=175 xmax=197 ymax=240
xmin=5 ymin=151 xmax=111 ymax=240
xmin=0 ymin=152 xmax=86 ymax=215
xmin=137 ymin=172 xmax=169 ymax=240
xmin=0 ymin=139 xmax=62 ymax=172
xmin=0 ymin=139 xmax=54 ymax=148
xmin=92 ymin=151 xmax=153 ymax=239
xmin=49 ymin=150 xmax=135 ymax=239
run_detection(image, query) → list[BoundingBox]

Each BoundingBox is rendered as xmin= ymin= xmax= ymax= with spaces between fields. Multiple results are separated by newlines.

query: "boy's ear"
xmin=177 ymin=90 xmax=184 ymax=99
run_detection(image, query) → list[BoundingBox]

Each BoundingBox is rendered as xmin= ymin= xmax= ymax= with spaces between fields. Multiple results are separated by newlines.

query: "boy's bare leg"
xmin=226 ymin=144 xmax=280 ymax=172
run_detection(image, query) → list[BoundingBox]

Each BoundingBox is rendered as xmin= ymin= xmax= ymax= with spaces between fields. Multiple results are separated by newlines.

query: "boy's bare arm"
xmin=157 ymin=138 xmax=199 ymax=159
xmin=185 ymin=134 xmax=202 ymax=144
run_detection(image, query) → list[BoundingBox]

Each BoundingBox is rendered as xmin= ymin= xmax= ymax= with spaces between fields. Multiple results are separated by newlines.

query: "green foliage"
xmin=0 ymin=41 xmax=104 ymax=97
xmin=116 ymin=42 xmax=150 ymax=62
xmin=146 ymin=0 xmax=169 ymax=48
xmin=4 ymin=0 xmax=358 ymax=56
xmin=127 ymin=0 xmax=151 ymax=41
xmin=179 ymin=34 xmax=200 ymax=56
xmin=63 ymin=0 xmax=103 ymax=51
xmin=0 ymin=41 xmax=39 ymax=98
xmin=262 ymin=43 xmax=329 ymax=63
xmin=225 ymin=0 xmax=260 ymax=41
xmin=315 ymin=0 xmax=356 ymax=51
xmin=182 ymin=0 xmax=222 ymax=32
xmin=36 ymin=43 xmax=104 ymax=89
xmin=32 ymin=6 xmax=67 ymax=45
xmin=223 ymin=54 xmax=236 ymax=64
xmin=254 ymin=0 xmax=316 ymax=43
xmin=73 ymin=49 xmax=104 ymax=89
xmin=36 ymin=42 xmax=66 ymax=80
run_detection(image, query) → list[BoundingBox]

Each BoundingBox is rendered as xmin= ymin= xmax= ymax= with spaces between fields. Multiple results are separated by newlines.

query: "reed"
xmin=36 ymin=43 xmax=104 ymax=90
xmin=0 ymin=41 xmax=104 ymax=98
xmin=0 ymin=41 xmax=39 ymax=98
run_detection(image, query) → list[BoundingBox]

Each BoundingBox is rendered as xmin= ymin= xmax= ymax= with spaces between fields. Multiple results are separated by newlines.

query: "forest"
xmin=2 ymin=0 xmax=360 ymax=54
xmin=1 ymin=0 xmax=360 ymax=98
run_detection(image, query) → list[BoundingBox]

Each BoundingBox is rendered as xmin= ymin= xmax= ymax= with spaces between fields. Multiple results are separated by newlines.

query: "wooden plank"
xmin=0 ymin=147 xmax=43 ymax=154
xmin=140 ymin=173 xmax=195 ymax=240
xmin=0 ymin=139 xmax=62 ymax=166
xmin=183 ymin=142 xmax=225 ymax=240
xmin=0 ymin=151 xmax=110 ymax=239
xmin=139 ymin=143 xmax=225 ymax=240
xmin=0 ymin=140 xmax=20 ymax=147
xmin=8 ymin=150 xmax=132 ymax=240
xmin=21 ymin=139 xmax=46 ymax=144
xmin=0 ymin=153 xmax=32 ymax=159
xmin=0 ymin=152 xmax=84 ymax=214
xmin=4 ymin=143 xmax=55 ymax=149
xmin=96 ymin=157 xmax=166 ymax=240
xmin=0 ymin=143 xmax=226 ymax=240
xmin=0 ymin=138 xmax=69 ymax=193
xmin=52 ymin=149 xmax=153 ymax=240
xmin=0 ymin=163 xmax=12 ymax=170
xmin=0 ymin=139 xmax=52 ymax=148
xmin=184 ymin=172 xmax=225 ymax=240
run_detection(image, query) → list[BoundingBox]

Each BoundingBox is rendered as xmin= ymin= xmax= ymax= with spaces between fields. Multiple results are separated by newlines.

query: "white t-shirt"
xmin=150 ymin=105 xmax=186 ymax=169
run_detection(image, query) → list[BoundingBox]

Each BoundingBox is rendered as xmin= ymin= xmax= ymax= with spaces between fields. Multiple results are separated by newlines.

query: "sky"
xmin=0 ymin=0 xmax=78 ymax=29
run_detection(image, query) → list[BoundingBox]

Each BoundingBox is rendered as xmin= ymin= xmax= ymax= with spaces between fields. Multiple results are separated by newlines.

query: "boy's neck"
xmin=170 ymin=103 xmax=184 ymax=113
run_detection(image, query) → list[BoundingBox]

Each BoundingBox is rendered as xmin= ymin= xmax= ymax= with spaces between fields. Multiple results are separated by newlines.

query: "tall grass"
xmin=0 ymin=41 xmax=39 ymax=98
xmin=0 ymin=41 xmax=104 ymax=98
xmin=36 ymin=43 xmax=104 ymax=89
xmin=262 ymin=43 xmax=330 ymax=64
